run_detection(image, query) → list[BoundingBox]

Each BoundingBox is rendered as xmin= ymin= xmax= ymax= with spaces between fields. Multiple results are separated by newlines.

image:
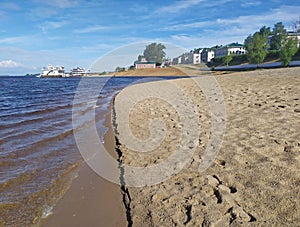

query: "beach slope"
xmin=113 ymin=67 xmax=300 ymax=226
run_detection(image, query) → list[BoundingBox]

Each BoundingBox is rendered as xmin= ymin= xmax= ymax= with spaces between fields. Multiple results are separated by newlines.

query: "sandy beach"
xmin=41 ymin=106 xmax=126 ymax=227
xmin=113 ymin=66 xmax=300 ymax=226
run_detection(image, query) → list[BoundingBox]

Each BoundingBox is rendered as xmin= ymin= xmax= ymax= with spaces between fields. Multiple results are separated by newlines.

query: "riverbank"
xmin=112 ymin=67 xmax=300 ymax=226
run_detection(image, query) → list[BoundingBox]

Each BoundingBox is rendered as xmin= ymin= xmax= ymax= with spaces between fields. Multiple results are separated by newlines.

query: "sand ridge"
xmin=113 ymin=67 xmax=300 ymax=226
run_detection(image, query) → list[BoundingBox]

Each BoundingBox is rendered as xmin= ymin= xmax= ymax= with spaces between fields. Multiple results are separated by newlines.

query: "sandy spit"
xmin=113 ymin=66 xmax=300 ymax=226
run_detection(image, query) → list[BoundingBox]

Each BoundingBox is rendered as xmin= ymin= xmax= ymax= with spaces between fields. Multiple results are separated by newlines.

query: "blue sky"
xmin=0 ymin=0 xmax=299 ymax=74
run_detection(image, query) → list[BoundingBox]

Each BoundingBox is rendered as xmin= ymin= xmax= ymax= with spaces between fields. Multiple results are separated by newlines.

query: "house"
xmin=201 ymin=49 xmax=215 ymax=63
xmin=172 ymin=55 xmax=182 ymax=65
xmin=214 ymin=43 xmax=246 ymax=58
xmin=134 ymin=58 xmax=156 ymax=69
xmin=268 ymin=31 xmax=300 ymax=48
xmin=187 ymin=51 xmax=202 ymax=64
xmin=172 ymin=50 xmax=202 ymax=65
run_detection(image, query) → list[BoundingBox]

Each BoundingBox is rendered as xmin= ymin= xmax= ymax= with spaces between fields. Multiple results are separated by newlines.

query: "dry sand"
xmin=113 ymin=66 xmax=300 ymax=226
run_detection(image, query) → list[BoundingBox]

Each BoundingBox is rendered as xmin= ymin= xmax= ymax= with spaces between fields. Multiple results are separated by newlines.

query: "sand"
xmin=114 ymin=67 xmax=187 ymax=76
xmin=113 ymin=66 xmax=300 ymax=226
xmin=41 ymin=108 xmax=126 ymax=227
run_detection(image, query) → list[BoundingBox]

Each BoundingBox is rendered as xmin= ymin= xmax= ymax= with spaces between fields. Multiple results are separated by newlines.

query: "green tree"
xmin=270 ymin=22 xmax=287 ymax=51
xmin=115 ymin=66 xmax=125 ymax=72
xmin=244 ymin=32 xmax=268 ymax=65
xmin=280 ymin=37 xmax=298 ymax=66
xmin=259 ymin=26 xmax=271 ymax=38
xmin=223 ymin=54 xmax=233 ymax=67
xmin=137 ymin=55 xmax=144 ymax=61
xmin=143 ymin=43 xmax=166 ymax=64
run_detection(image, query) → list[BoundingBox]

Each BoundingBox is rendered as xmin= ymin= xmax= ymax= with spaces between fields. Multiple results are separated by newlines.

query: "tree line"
xmin=116 ymin=21 xmax=299 ymax=72
xmin=244 ymin=22 xmax=299 ymax=66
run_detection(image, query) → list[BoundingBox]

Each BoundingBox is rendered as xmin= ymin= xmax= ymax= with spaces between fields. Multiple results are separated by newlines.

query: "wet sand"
xmin=42 ymin=108 xmax=126 ymax=227
xmin=113 ymin=66 xmax=300 ymax=226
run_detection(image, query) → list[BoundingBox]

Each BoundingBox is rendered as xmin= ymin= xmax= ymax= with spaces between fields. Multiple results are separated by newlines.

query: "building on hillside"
xmin=214 ymin=43 xmax=246 ymax=58
xmin=172 ymin=50 xmax=202 ymax=65
xmin=201 ymin=49 xmax=215 ymax=63
xmin=188 ymin=51 xmax=202 ymax=64
xmin=268 ymin=31 xmax=300 ymax=48
xmin=134 ymin=58 xmax=156 ymax=69
xmin=172 ymin=55 xmax=182 ymax=64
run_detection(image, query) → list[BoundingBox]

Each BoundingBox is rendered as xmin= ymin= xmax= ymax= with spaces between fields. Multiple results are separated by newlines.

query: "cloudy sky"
xmin=0 ymin=0 xmax=299 ymax=74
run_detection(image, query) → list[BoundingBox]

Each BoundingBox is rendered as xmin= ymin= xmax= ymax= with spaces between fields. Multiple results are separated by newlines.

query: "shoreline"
xmin=41 ymin=102 xmax=126 ymax=226
xmin=41 ymin=66 xmax=188 ymax=227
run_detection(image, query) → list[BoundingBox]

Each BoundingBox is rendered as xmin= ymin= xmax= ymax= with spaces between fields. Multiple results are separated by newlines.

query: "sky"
xmin=0 ymin=0 xmax=299 ymax=75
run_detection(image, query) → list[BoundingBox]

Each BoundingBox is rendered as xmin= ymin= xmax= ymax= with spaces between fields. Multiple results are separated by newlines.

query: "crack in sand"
xmin=112 ymin=97 xmax=133 ymax=227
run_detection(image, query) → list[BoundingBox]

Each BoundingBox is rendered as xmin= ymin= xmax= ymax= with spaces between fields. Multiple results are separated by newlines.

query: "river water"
xmin=0 ymin=75 xmax=187 ymax=226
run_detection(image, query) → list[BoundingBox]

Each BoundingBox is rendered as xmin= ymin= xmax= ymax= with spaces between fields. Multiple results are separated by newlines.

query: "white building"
xmin=188 ymin=52 xmax=202 ymax=64
xmin=172 ymin=50 xmax=202 ymax=65
xmin=215 ymin=43 xmax=246 ymax=58
xmin=201 ymin=49 xmax=215 ymax=63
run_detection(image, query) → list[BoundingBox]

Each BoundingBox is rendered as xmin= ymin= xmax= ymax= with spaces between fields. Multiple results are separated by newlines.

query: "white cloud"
xmin=159 ymin=4 xmax=300 ymax=48
xmin=158 ymin=0 xmax=203 ymax=13
xmin=240 ymin=1 xmax=262 ymax=7
xmin=0 ymin=36 xmax=30 ymax=44
xmin=73 ymin=25 xmax=111 ymax=34
xmin=45 ymin=21 xmax=68 ymax=29
xmin=160 ymin=21 xmax=214 ymax=31
xmin=0 ymin=60 xmax=21 ymax=68
xmin=39 ymin=20 xmax=68 ymax=33
xmin=153 ymin=0 xmax=235 ymax=16
xmin=33 ymin=0 xmax=77 ymax=9
xmin=51 ymin=0 xmax=77 ymax=8
xmin=215 ymin=5 xmax=300 ymax=26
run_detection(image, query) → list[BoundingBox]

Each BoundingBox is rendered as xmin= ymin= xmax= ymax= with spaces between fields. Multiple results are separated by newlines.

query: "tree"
xmin=259 ymin=26 xmax=271 ymax=38
xmin=270 ymin=22 xmax=287 ymax=51
xmin=137 ymin=55 xmax=144 ymax=61
xmin=223 ymin=54 xmax=233 ymax=67
xmin=115 ymin=66 xmax=125 ymax=72
xmin=143 ymin=43 xmax=166 ymax=64
xmin=280 ymin=37 xmax=298 ymax=66
xmin=244 ymin=32 xmax=267 ymax=65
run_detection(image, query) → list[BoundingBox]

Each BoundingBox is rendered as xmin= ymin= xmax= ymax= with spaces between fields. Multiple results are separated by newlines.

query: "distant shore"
xmin=86 ymin=66 xmax=188 ymax=77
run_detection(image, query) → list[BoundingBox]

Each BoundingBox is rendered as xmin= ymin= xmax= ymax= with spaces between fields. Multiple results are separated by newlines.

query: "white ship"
xmin=40 ymin=64 xmax=66 ymax=77
xmin=71 ymin=67 xmax=86 ymax=76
